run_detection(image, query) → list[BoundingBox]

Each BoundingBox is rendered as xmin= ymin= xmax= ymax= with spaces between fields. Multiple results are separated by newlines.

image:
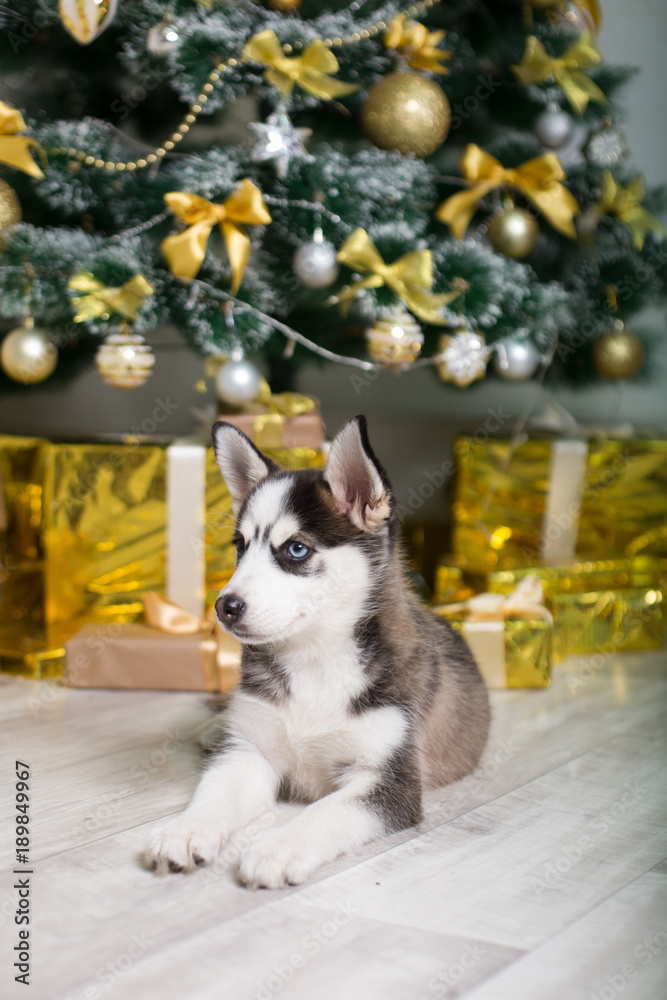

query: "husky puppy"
xmin=146 ymin=416 xmax=490 ymax=888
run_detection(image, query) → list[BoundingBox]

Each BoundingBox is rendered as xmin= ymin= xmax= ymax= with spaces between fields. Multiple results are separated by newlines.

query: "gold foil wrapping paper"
xmin=435 ymin=608 xmax=551 ymax=688
xmin=453 ymin=436 xmax=667 ymax=572
xmin=0 ymin=435 xmax=324 ymax=677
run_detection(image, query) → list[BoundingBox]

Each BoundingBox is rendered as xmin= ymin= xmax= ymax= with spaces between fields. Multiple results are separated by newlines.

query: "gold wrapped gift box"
xmin=452 ymin=436 xmax=667 ymax=572
xmin=0 ymin=434 xmax=324 ymax=677
xmin=486 ymin=558 xmax=665 ymax=662
xmin=433 ymin=605 xmax=551 ymax=689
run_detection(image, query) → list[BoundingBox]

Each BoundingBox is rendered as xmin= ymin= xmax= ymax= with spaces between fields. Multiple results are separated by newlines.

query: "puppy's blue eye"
xmin=287 ymin=541 xmax=309 ymax=560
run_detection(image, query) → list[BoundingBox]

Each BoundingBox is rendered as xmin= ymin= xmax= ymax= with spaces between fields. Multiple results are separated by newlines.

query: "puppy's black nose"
xmin=216 ymin=594 xmax=246 ymax=624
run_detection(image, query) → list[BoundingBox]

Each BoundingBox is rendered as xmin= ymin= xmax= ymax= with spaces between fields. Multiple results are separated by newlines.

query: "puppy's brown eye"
xmin=286 ymin=541 xmax=309 ymax=560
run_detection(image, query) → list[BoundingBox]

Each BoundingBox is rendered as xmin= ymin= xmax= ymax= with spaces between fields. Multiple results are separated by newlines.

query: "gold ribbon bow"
xmin=242 ymin=29 xmax=359 ymax=101
xmin=0 ymin=101 xmax=45 ymax=179
xmin=512 ymin=34 xmax=606 ymax=115
xmin=436 ymin=144 xmax=579 ymax=239
xmin=595 ymin=172 xmax=666 ymax=251
xmin=68 ymin=272 xmax=154 ymax=322
xmin=384 ymin=14 xmax=452 ymax=74
xmin=161 ymin=180 xmax=272 ymax=293
xmin=334 ymin=228 xmax=458 ymax=325
xmin=253 ymin=380 xmax=317 ymax=449
xmin=143 ymin=592 xmax=241 ymax=693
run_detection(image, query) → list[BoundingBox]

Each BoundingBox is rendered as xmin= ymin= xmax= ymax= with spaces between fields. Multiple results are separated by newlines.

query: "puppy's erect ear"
xmin=324 ymin=416 xmax=392 ymax=532
xmin=211 ymin=422 xmax=278 ymax=513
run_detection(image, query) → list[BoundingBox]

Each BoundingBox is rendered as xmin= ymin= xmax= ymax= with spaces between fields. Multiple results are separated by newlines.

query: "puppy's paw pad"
xmin=144 ymin=815 xmax=222 ymax=875
xmin=238 ymin=831 xmax=317 ymax=890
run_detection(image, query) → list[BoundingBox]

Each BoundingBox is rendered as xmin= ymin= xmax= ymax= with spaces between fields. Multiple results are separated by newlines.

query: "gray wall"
xmin=1 ymin=0 xmax=665 ymax=520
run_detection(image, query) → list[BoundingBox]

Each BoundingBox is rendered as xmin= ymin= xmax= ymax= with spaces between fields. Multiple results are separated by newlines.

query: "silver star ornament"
xmin=248 ymin=112 xmax=313 ymax=179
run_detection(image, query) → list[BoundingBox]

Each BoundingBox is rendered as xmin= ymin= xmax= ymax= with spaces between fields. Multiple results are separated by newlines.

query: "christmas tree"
xmin=0 ymin=0 xmax=665 ymax=398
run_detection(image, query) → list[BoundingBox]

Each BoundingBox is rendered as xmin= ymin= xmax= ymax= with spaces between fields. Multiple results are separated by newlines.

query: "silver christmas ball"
xmin=147 ymin=18 xmax=179 ymax=57
xmin=535 ymin=107 xmax=574 ymax=149
xmin=215 ymin=359 xmax=262 ymax=406
xmin=292 ymin=234 xmax=339 ymax=289
xmin=493 ymin=339 xmax=542 ymax=381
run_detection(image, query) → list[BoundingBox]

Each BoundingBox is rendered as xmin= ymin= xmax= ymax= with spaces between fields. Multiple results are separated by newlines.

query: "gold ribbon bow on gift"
xmin=161 ymin=181 xmax=272 ymax=293
xmin=436 ymin=144 xmax=580 ymax=239
xmin=68 ymin=272 xmax=154 ymax=322
xmin=242 ymin=29 xmax=359 ymax=101
xmin=594 ymin=171 xmax=666 ymax=251
xmin=384 ymin=14 xmax=452 ymax=74
xmin=143 ymin=593 xmax=241 ymax=693
xmin=512 ymin=34 xmax=606 ymax=115
xmin=0 ymin=101 xmax=45 ymax=179
xmin=333 ymin=228 xmax=459 ymax=325
xmin=253 ymin=379 xmax=317 ymax=450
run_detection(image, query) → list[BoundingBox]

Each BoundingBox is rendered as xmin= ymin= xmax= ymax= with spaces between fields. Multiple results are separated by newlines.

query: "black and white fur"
xmin=146 ymin=416 xmax=490 ymax=888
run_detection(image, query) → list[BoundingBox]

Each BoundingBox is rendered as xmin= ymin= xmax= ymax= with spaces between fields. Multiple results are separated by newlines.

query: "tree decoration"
xmin=436 ymin=144 xmax=579 ymax=239
xmin=334 ymin=228 xmax=458 ymax=325
xmin=364 ymin=306 xmax=424 ymax=369
xmin=493 ymin=337 xmax=542 ymax=380
xmin=0 ymin=180 xmax=22 ymax=247
xmin=95 ymin=327 xmax=155 ymax=390
xmin=534 ymin=105 xmax=574 ymax=149
xmin=383 ymin=14 xmax=452 ymax=74
xmin=361 ymin=74 xmax=451 ymax=157
xmin=146 ymin=15 xmax=180 ymax=57
xmin=592 ymin=322 xmax=645 ymax=380
xmin=488 ymin=204 xmax=539 ymax=259
xmin=293 ymin=229 xmax=339 ymax=289
xmin=593 ymin=172 xmax=665 ymax=251
xmin=249 ymin=112 xmax=312 ymax=179
xmin=162 ymin=181 xmax=272 ymax=292
xmin=1 ymin=318 xmax=58 ymax=384
xmin=59 ymin=0 xmax=118 ymax=45
xmin=584 ymin=120 xmax=629 ymax=167
xmin=512 ymin=34 xmax=606 ymax=115
xmin=242 ymin=30 xmax=359 ymax=101
xmin=435 ymin=324 xmax=490 ymax=387
xmin=215 ymin=357 xmax=263 ymax=405
xmin=525 ymin=1 xmax=602 ymax=34
xmin=266 ymin=0 xmax=303 ymax=11
xmin=68 ymin=272 xmax=154 ymax=322
xmin=0 ymin=101 xmax=45 ymax=179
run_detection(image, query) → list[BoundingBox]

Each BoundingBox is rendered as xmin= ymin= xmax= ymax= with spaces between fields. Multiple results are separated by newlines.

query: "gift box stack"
xmin=0 ymin=394 xmax=326 ymax=689
xmin=433 ymin=435 xmax=667 ymax=688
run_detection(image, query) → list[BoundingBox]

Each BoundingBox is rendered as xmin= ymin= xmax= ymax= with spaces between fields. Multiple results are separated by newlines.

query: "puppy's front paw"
xmin=145 ymin=813 xmax=222 ymax=874
xmin=238 ymin=828 xmax=320 ymax=889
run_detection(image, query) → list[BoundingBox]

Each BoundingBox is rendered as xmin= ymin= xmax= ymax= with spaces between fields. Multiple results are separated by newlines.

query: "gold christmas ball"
xmin=488 ymin=207 xmax=539 ymax=258
xmin=266 ymin=0 xmax=302 ymax=10
xmin=96 ymin=331 xmax=155 ymax=389
xmin=592 ymin=327 xmax=645 ymax=380
xmin=361 ymin=73 xmax=451 ymax=157
xmin=1 ymin=320 xmax=58 ymax=384
xmin=0 ymin=179 xmax=22 ymax=249
xmin=365 ymin=307 xmax=423 ymax=369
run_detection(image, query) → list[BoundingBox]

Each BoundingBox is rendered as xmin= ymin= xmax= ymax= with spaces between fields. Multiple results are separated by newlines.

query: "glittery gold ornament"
xmin=365 ymin=307 xmax=424 ymax=369
xmin=592 ymin=324 xmax=645 ymax=380
xmin=0 ymin=179 xmax=21 ymax=248
xmin=488 ymin=207 xmax=539 ymax=258
xmin=59 ymin=0 xmax=117 ymax=45
xmin=266 ymin=0 xmax=302 ymax=10
xmin=361 ymin=73 xmax=450 ymax=157
xmin=436 ymin=324 xmax=490 ymax=387
xmin=1 ymin=318 xmax=58 ymax=384
xmin=95 ymin=330 xmax=155 ymax=389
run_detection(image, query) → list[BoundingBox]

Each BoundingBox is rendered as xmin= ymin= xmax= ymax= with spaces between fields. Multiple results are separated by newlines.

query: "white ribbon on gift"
xmin=541 ymin=439 xmax=589 ymax=565
xmin=166 ymin=438 xmax=207 ymax=618
xmin=442 ymin=576 xmax=553 ymax=688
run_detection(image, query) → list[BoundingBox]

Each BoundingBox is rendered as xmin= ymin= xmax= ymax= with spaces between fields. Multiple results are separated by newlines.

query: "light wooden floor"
xmin=1 ymin=648 xmax=666 ymax=1000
